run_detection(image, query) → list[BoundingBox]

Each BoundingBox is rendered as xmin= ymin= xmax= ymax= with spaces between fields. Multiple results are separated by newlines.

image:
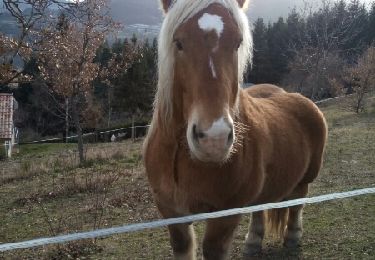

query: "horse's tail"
xmin=265 ymin=208 xmax=289 ymax=238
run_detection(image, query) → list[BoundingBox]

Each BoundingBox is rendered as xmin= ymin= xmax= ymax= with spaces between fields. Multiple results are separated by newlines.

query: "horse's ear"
xmin=160 ymin=0 xmax=173 ymax=13
xmin=237 ymin=0 xmax=250 ymax=10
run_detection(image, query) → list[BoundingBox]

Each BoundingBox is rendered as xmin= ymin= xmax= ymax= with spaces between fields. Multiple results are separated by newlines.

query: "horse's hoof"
xmin=243 ymin=244 xmax=262 ymax=257
xmin=283 ymin=238 xmax=301 ymax=249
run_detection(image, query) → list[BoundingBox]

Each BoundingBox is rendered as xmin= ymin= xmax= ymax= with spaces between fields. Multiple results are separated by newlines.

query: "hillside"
xmin=111 ymin=0 xmax=162 ymax=25
xmin=0 ymin=94 xmax=374 ymax=259
xmin=0 ymin=0 xmax=330 ymax=37
xmin=0 ymin=13 xmax=19 ymax=36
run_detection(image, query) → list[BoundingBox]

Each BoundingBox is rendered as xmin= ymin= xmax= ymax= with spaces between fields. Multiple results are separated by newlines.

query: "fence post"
xmin=5 ymin=140 xmax=11 ymax=158
xmin=131 ymin=116 xmax=135 ymax=142
xmin=65 ymin=99 xmax=69 ymax=143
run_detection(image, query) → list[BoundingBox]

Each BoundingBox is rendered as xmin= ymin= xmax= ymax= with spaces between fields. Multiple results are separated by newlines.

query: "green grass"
xmin=0 ymin=95 xmax=374 ymax=260
xmin=16 ymin=143 xmax=76 ymax=158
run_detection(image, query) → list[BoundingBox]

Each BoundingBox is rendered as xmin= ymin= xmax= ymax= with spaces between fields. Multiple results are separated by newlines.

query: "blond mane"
xmin=151 ymin=0 xmax=253 ymax=136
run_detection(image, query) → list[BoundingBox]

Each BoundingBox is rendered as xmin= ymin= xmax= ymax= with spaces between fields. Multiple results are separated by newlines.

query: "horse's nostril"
xmin=198 ymin=132 xmax=205 ymax=139
xmin=228 ymin=129 xmax=234 ymax=143
xmin=192 ymin=124 xmax=198 ymax=140
xmin=192 ymin=124 xmax=205 ymax=140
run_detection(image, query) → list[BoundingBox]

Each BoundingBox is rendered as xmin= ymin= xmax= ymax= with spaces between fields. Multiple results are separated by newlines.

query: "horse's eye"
xmin=174 ymin=39 xmax=183 ymax=51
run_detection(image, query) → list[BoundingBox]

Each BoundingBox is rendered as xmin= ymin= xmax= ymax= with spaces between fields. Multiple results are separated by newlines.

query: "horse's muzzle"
xmin=188 ymin=118 xmax=234 ymax=163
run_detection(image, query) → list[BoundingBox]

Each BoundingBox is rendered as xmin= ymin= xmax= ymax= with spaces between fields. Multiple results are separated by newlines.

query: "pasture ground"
xmin=0 ymin=94 xmax=374 ymax=259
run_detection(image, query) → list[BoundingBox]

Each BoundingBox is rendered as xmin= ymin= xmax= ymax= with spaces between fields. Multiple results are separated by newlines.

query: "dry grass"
xmin=0 ymin=160 xmax=49 ymax=185
xmin=0 ymin=95 xmax=374 ymax=259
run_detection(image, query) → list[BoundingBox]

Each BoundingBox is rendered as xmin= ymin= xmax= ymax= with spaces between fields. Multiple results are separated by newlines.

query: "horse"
xmin=143 ymin=0 xmax=327 ymax=259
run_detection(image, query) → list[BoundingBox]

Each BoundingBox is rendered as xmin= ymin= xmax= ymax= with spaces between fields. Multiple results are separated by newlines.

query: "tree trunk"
xmin=107 ymin=86 xmax=112 ymax=128
xmin=131 ymin=115 xmax=135 ymax=142
xmin=65 ymin=98 xmax=69 ymax=143
xmin=356 ymin=79 xmax=370 ymax=113
xmin=72 ymin=97 xmax=85 ymax=164
xmin=355 ymin=89 xmax=364 ymax=114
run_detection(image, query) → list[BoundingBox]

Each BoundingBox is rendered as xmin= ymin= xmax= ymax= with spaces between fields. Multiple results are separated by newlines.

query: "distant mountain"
xmin=110 ymin=0 xmax=162 ymax=26
xmin=0 ymin=13 xmax=19 ymax=36
xmin=109 ymin=0 xmax=312 ymax=40
xmin=109 ymin=0 xmax=299 ymax=25
xmin=2 ymin=0 xmax=373 ymax=26
xmin=2 ymin=0 xmax=371 ymax=41
xmin=108 ymin=0 xmax=322 ymax=25
xmin=0 ymin=0 xmax=336 ymax=34
xmin=0 ymin=0 xmax=334 ymax=43
xmin=110 ymin=0 xmax=372 ymax=24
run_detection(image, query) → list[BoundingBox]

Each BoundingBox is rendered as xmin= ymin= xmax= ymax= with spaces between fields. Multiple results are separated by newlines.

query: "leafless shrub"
xmin=345 ymin=46 xmax=375 ymax=113
xmin=43 ymin=240 xmax=102 ymax=260
xmin=14 ymin=172 xmax=121 ymax=206
xmin=283 ymin=0 xmax=368 ymax=100
xmin=0 ymin=160 xmax=49 ymax=185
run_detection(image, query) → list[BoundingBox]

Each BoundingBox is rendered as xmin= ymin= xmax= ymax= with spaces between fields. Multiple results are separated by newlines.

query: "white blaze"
xmin=198 ymin=13 xmax=223 ymax=79
xmin=209 ymin=57 xmax=217 ymax=78
xmin=205 ymin=118 xmax=231 ymax=138
xmin=198 ymin=13 xmax=224 ymax=37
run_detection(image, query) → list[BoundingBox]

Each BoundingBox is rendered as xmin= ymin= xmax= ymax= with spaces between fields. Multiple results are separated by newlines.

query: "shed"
xmin=0 ymin=93 xmax=18 ymax=158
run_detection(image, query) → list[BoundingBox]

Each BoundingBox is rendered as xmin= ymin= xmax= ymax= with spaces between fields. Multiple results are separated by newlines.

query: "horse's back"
xmin=245 ymin=85 xmax=326 ymax=149
xmin=268 ymin=91 xmax=327 ymax=184
xmin=241 ymin=88 xmax=327 ymax=196
xmin=281 ymin=93 xmax=327 ymax=183
xmin=245 ymin=84 xmax=285 ymax=98
xmin=245 ymin=85 xmax=327 ymax=158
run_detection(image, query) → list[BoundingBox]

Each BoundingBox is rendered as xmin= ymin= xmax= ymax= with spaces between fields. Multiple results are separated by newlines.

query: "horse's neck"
xmin=147 ymin=109 xmax=185 ymax=146
xmin=236 ymin=89 xmax=257 ymax=124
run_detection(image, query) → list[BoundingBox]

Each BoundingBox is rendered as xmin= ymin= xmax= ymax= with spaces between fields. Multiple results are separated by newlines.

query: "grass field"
xmin=0 ymin=95 xmax=374 ymax=259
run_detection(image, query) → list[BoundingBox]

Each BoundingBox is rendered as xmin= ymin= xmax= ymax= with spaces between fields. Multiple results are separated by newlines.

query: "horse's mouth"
xmin=189 ymin=142 xmax=234 ymax=164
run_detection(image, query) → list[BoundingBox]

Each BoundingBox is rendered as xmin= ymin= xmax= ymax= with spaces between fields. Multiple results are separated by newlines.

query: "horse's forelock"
xmin=153 ymin=0 xmax=253 ymax=132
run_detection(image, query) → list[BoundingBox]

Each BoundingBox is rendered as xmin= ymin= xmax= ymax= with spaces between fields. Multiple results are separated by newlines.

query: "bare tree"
xmin=347 ymin=46 xmax=375 ymax=113
xmin=0 ymin=0 xmax=49 ymax=85
xmin=0 ymin=34 xmax=31 ymax=85
xmin=0 ymin=0 xmax=82 ymax=85
xmin=98 ymin=42 xmax=140 ymax=128
xmin=283 ymin=48 xmax=346 ymax=99
xmin=37 ymin=0 xmax=116 ymax=164
xmin=284 ymin=0 xmax=367 ymax=100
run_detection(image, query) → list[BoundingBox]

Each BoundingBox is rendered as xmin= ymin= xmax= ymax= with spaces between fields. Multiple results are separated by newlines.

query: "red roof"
xmin=0 ymin=94 xmax=15 ymax=140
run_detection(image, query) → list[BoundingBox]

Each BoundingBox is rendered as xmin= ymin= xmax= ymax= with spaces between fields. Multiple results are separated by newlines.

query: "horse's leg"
xmin=284 ymin=183 xmax=309 ymax=248
xmin=202 ymin=215 xmax=241 ymax=260
xmin=244 ymin=211 xmax=265 ymax=256
xmin=157 ymin=204 xmax=197 ymax=260
xmin=168 ymin=223 xmax=197 ymax=260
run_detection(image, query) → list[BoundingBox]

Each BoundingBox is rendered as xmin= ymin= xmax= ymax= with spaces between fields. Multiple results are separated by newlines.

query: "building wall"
xmin=0 ymin=93 xmax=17 ymax=158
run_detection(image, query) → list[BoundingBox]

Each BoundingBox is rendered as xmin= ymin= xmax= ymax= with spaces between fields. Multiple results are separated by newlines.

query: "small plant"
xmin=346 ymin=46 xmax=375 ymax=113
xmin=20 ymin=160 xmax=31 ymax=173
xmin=0 ymin=160 xmax=49 ymax=185
xmin=112 ymin=150 xmax=125 ymax=160
xmin=44 ymin=240 xmax=102 ymax=260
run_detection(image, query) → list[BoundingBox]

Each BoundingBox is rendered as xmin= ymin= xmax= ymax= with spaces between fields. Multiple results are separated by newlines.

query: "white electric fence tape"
xmin=0 ymin=187 xmax=374 ymax=252
xmin=20 ymin=125 xmax=151 ymax=144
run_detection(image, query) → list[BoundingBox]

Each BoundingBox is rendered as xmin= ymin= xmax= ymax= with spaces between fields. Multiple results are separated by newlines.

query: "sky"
xmin=247 ymin=0 xmax=374 ymax=22
xmin=111 ymin=0 xmax=375 ymax=25
xmin=1 ymin=0 xmax=374 ymax=24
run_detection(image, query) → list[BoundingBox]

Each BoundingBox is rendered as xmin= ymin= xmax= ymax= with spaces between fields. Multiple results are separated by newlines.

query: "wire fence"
xmin=0 ymin=187 xmax=374 ymax=252
xmin=18 ymin=125 xmax=151 ymax=145
xmin=4 ymin=93 xmax=350 ymax=146
xmin=1 ymin=93 xmax=372 ymax=254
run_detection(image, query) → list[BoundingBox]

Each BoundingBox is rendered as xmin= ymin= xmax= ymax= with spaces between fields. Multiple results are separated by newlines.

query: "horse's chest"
xmin=145 ymin=137 xmax=261 ymax=214
xmin=171 ymin=151 xmax=259 ymax=212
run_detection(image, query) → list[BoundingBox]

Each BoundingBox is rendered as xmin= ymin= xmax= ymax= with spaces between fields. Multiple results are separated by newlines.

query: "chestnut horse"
xmin=143 ymin=0 xmax=327 ymax=259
